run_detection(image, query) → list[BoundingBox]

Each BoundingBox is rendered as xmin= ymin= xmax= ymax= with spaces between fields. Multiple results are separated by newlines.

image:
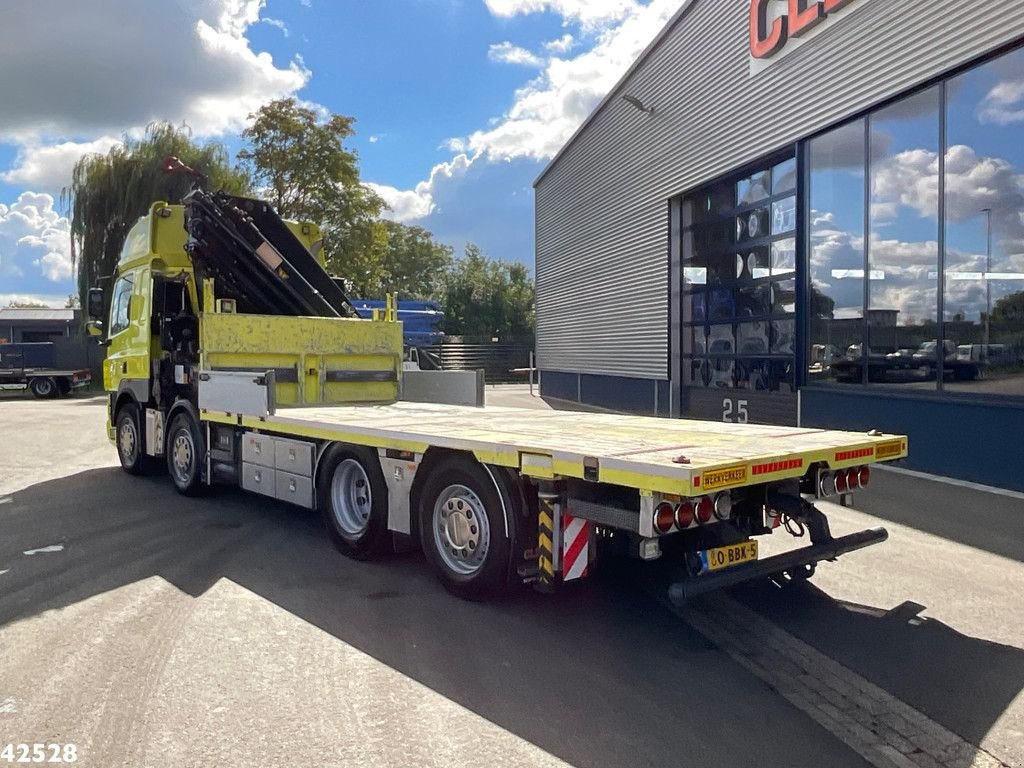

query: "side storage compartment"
xmin=239 ymin=431 xmax=316 ymax=509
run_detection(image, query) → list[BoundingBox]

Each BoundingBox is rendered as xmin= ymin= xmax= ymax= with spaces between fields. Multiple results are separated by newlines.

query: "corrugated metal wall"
xmin=535 ymin=0 xmax=1024 ymax=378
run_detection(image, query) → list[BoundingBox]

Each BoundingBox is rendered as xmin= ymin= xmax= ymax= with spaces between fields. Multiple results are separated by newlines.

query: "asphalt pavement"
xmin=0 ymin=388 xmax=1021 ymax=768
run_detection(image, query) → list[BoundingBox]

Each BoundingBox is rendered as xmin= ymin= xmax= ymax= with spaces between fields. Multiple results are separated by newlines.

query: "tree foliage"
xmin=376 ymin=221 xmax=453 ymax=299
xmin=65 ymin=123 xmax=248 ymax=315
xmin=238 ymin=98 xmax=385 ymax=289
xmin=441 ymin=244 xmax=535 ymax=341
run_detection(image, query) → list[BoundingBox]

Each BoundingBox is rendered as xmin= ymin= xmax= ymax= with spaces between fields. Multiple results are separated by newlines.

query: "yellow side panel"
xmin=200 ymin=312 xmax=403 ymax=407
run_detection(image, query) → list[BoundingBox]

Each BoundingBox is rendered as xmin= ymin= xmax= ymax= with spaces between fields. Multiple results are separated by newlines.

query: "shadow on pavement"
xmin=731 ymin=578 xmax=1024 ymax=761
xmin=852 ymin=470 xmax=1024 ymax=563
xmin=2 ymin=467 xmax=1022 ymax=767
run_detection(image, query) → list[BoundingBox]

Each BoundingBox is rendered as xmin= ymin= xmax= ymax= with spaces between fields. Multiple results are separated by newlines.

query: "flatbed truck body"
xmin=89 ymin=182 xmax=908 ymax=601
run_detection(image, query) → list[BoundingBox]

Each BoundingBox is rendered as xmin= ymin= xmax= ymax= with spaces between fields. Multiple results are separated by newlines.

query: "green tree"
xmin=378 ymin=221 xmax=453 ymax=298
xmin=65 ymin=123 xmax=248 ymax=316
xmin=441 ymin=243 xmax=534 ymax=340
xmin=238 ymin=98 xmax=385 ymax=288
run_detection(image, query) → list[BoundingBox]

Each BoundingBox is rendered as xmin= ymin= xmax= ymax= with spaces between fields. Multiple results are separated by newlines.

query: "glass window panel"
xmin=686 ymin=291 xmax=706 ymax=323
xmin=707 ymin=288 xmax=735 ymax=322
xmin=737 ymin=170 xmax=771 ymax=205
xmin=737 ymin=319 xmax=770 ymax=355
xmin=868 ymin=85 xmax=940 ymax=389
xmin=736 ymin=359 xmax=771 ymax=391
xmin=708 ymin=324 xmax=735 ymax=355
xmin=708 ymin=358 xmax=735 ymax=389
xmin=808 ymin=119 xmax=866 ymax=385
xmin=690 ymin=325 xmax=707 ymax=356
xmin=772 ymin=318 xmax=796 ymax=354
xmin=772 ymin=237 xmax=796 ymax=276
xmin=772 ymin=279 xmax=797 ymax=315
xmin=944 ymin=47 xmax=1024 ymax=395
xmin=738 ymin=283 xmax=771 ymax=318
xmin=740 ymin=247 xmax=771 ymax=280
xmin=736 ymin=207 xmax=770 ymax=244
xmin=772 ymin=196 xmax=797 ymax=235
xmin=773 ymin=158 xmax=797 ymax=195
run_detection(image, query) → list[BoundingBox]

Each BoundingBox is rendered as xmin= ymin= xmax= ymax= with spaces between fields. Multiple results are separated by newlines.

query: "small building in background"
xmin=0 ymin=307 xmax=78 ymax=344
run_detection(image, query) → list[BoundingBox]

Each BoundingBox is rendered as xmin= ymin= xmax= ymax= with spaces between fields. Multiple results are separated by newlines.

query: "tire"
xmin=115 ymin=402 xmax=148 ymax=475
xmin=29 ymin=377 xmax=56 ymax=399
xmin=418 ymin=457 xmax=514 ymax=600
xmin=166 ymin=410 xmax=205 ymax=495
xmin=318 ymin=446 xmax=390 ymax=560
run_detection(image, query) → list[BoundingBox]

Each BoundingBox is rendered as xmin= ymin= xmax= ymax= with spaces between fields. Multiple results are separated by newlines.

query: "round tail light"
xmin=696 ymin=495 xmax=714 ymax=524
xmin=675 ymin=499 xmax=695 ymax=529
xmin=858 ymin=466 xmax=871 ymax=487
xmin=834 ymin=470 xmax=849 ymax=494
xmin=713 ymin=492 xmax=732 ymax=520
xmin=846 ymin=467 xmax=860 ymax=490
xmin=654 ymin=501 xmax=676 ymax=534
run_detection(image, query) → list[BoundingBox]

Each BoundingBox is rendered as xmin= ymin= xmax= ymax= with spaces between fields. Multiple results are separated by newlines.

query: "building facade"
xmin=534 ymin=0 xmax=1024 ymax=489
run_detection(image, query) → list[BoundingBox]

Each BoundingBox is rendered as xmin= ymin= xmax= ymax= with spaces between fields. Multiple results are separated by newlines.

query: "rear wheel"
xmin=167 ymin=411 xmax=205 ymax=495
xmin=418 ymin=457 xmax=513 ymax=599
xmin=29 ymin=377 xmax=56 ymax=399
xmin=318 ymin=446 xmax=390 ymax=559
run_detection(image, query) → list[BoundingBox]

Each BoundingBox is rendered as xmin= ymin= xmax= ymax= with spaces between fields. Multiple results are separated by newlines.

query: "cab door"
xmin=104 ymin=268 xmax=152 ymax=395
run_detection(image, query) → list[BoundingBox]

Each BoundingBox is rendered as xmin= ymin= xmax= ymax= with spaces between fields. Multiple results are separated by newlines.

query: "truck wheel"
xmin=317 ymin=446 xmax=389 ymax=560
xmin=115 ymin=402 xmax=150 ymax=475
xmin=418 ymin=457 xmax=513 ymax=600
xmin=29 ymin=377 xmax=56 ymax=399
xmin=167 ymin=411 xmax=205 ymax=495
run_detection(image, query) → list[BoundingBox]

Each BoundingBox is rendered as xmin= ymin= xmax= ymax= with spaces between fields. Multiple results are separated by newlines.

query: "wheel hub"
xmin=119 ymin=420 xmax=137 ymax=460
xmin=433 ymin=484 xmax=489 ymax=576
xmin=172 ymin=433 xmax=192 ymax=478
xmin=330 ymin=459 xmax=373 ymax=537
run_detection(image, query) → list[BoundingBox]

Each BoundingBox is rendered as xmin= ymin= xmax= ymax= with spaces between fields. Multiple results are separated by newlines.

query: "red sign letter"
xmin=824 ymin=0 xmax=854 ymax=10
xmin=789 ymin=0 xmax=825 ymax=37
xmin=750 ymin=0 xmax=788 ymax=59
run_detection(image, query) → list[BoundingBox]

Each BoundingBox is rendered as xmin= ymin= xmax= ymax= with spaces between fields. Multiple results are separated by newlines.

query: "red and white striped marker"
xmin=561 ymin=512 xmax=590 ymax=581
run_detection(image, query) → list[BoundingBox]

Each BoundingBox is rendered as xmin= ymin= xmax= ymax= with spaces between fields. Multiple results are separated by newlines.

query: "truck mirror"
xmin=86 ymin=320 xmax=104 ymax=338
xmin=87 ymin=287 xmax=104 ymax=319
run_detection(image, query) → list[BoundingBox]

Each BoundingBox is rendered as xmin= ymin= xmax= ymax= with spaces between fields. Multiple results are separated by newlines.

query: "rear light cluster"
xmin=652 ymin=492 xmax=732 ymax=535
xmin=817 ymin=466 xmax=870 ymax=498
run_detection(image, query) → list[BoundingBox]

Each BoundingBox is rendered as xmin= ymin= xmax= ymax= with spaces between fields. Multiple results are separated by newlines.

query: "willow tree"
xmin=63 ymin=123 xmax=249 ymax=318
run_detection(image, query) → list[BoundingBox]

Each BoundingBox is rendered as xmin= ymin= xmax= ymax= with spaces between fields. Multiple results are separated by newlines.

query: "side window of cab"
xmin=109 ymin=274 xmax=135 ymax=336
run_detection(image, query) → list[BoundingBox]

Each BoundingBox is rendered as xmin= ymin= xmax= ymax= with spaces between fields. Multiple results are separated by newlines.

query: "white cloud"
xmin=978 ymin=78 xmax=1024 ymax=126
xmin=544 ymin=33 xmax=576 ymax=53
xmin=453 ymin=0 xmax=678 ymax=162
xmin=483 ymin=0 xmax=639 ymax=28
xmin=0 ymin=192 xmax=73 ymax=285
xmin=0 ymin=0 xmax=309 ymax=141
xmin=261 ymin=17 xmax=290 ymax=37
xmin=367 ymin=154 xmax=473 ymax=223
xmin=488 ymin=42 xmax=544 ymax=68
xmin=1 ymin=137 xmax=121 ymax=195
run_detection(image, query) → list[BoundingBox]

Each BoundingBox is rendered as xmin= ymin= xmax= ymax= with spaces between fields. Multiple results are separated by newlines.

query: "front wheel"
xmin=115 ymin=402 xmax=149 ymax=475
xmin=166 ymin=411 xmax=205 ymax=495
xmin=418 ymin=457 xmax=514 ymax=600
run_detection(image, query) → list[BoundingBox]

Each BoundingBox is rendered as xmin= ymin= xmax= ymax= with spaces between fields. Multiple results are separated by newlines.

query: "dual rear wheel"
xmin=318 ymin=450 xmax=514 ymax=598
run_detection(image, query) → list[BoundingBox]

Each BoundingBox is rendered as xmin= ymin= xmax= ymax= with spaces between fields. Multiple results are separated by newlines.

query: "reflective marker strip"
xmin=751 ymin=458 xmax=804 ymax=475
xmin=562 ymin=513 xmax=589 ymax=582
xmin=835 ymin=447 xmax=874 ymax=462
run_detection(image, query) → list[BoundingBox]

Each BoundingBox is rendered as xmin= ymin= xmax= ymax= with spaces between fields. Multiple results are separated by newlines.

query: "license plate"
xmin=699 ymin=540 xmax=758 ymax=574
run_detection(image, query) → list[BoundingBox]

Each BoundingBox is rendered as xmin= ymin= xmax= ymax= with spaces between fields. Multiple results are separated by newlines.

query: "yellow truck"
xmin=86 ymin=185 xmax=908 ymax=602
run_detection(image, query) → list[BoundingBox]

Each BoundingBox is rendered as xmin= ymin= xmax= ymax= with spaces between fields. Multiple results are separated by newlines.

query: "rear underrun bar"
xmin=667 ymin=527 xmax=889 ymax=605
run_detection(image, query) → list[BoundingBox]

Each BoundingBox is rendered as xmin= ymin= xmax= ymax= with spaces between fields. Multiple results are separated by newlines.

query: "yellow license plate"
xmin=700 ymin=540 xmax=758 ymax=573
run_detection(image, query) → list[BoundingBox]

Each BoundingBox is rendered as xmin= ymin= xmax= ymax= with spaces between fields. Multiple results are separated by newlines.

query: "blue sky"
xmin=0 ymin=0 xmax=680 ymax=306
